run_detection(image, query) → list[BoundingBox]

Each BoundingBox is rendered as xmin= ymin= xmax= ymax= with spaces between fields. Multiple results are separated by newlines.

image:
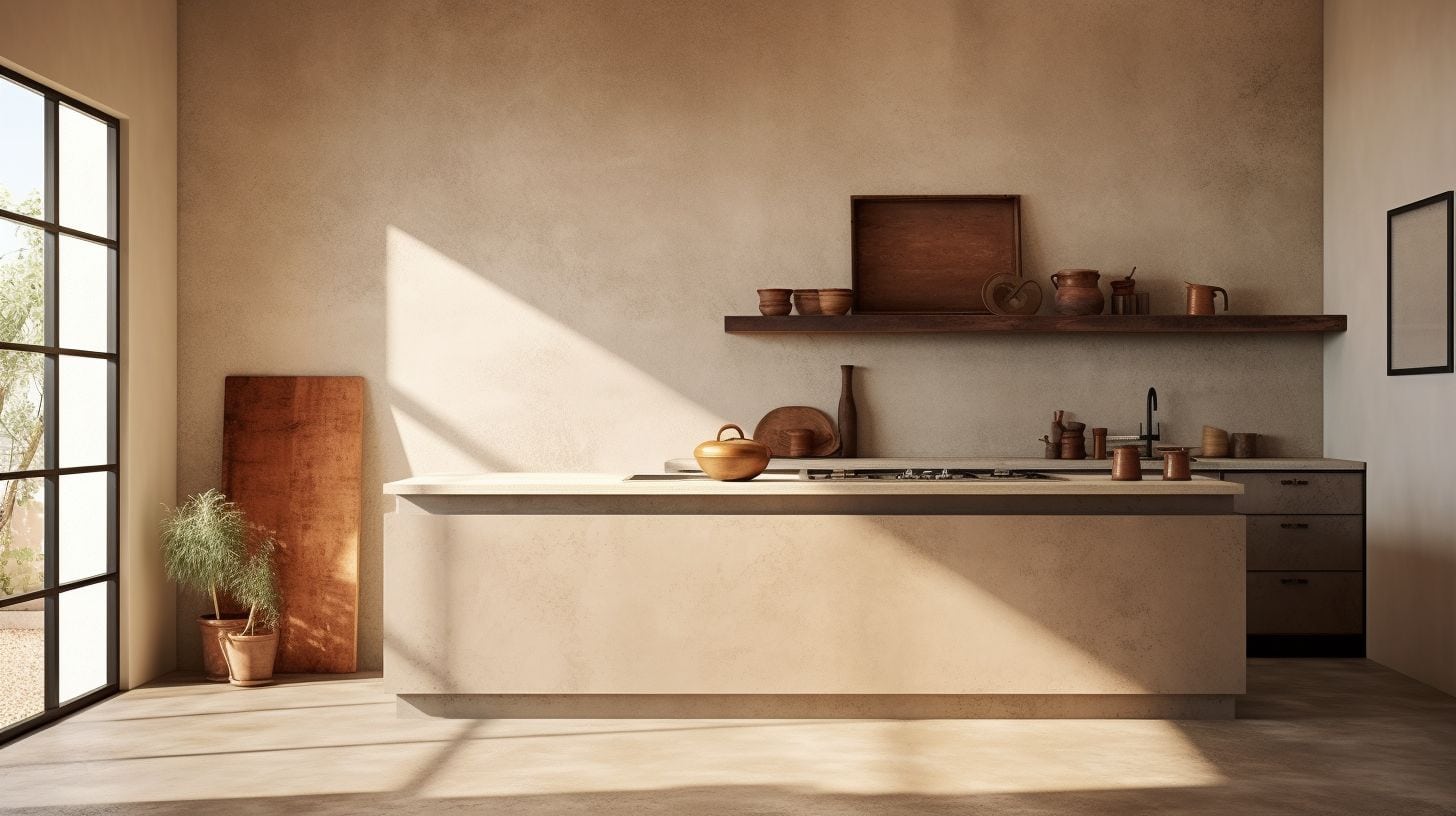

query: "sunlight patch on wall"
xmin=385 ymin=226 xmax=722 ymax=474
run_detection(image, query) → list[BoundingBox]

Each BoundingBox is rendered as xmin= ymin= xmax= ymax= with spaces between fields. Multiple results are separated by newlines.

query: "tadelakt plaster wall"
xmin=178 ymin=0 xmax=1323 ymax=668
xmin=1324 ymin=0 xmax=1456 ymax=696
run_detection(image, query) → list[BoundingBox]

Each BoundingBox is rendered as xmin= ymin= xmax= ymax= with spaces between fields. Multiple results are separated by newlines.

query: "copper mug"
xmin=1185 ymin=282 xmax=1229 ymax=315
xmin=1161 ymin=448 xmax=1191 ymax=480
xmin=1110 ymin=445 xmax=1143 ymax=481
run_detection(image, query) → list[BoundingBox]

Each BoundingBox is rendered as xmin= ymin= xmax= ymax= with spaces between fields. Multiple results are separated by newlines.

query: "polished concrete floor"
xmin=1 ymin=659 xmax=1454 ymax=815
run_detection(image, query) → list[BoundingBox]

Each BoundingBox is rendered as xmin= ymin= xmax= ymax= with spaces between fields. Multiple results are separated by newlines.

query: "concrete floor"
xmin=0 ymin=659 xmax=1453 ymax=815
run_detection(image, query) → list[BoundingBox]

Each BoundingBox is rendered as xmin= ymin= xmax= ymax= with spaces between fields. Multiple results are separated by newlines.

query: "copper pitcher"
xmin=1185 ymin=282 xmax=1229 ymax=315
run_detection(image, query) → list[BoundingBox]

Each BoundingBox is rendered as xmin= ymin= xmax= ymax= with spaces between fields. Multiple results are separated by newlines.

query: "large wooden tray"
xmin=222 ymin=376 xmax=365 ymax=673
xmin=851 ymin=195 xmax=1021 ymax=314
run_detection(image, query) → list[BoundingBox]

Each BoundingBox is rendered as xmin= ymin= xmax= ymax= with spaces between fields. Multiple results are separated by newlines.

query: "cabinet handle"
xmin=1280 ymin=522 xmax=1310 ymax=530
xmin=1279 ymin=479 xmax=1309 ymax=486
xmin=1280 ymin=577 xmax=1310 ymax=586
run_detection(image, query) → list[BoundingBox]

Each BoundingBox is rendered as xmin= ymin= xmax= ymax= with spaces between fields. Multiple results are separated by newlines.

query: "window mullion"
xmin=41 ymin=92 xmax=61 ymax=714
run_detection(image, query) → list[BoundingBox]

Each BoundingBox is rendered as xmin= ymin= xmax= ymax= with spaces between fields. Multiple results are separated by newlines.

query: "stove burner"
xmin=807 ymin=468 xmax=1057 ymax=481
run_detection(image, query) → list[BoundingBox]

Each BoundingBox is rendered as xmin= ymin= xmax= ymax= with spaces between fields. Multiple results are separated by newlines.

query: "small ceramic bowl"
xmin=818 ymin=288 xmax=853 ymax=315
xmin=793 ymin=289 xmax=822 ymax=315
xmin=757 ymin=288 xmax=792 ymax=316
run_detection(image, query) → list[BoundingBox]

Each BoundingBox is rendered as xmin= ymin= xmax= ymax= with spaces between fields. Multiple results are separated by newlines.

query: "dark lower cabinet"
xmin=1223 ymin=471 xmax=1366 ymax=658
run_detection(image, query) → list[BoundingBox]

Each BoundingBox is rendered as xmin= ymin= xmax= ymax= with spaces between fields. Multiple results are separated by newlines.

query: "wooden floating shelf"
xmin=725 ymin=314 xmax=1348 ymax=334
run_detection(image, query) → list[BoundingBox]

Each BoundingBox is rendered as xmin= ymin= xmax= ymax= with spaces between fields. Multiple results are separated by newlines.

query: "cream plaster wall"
xmin=1324 ymin=0 xmax=1456 ymax=696
xmin=178 ymin=0 xmax=1323 ymax=669
xmin=0 ymin=0 xmax=178 ymax=687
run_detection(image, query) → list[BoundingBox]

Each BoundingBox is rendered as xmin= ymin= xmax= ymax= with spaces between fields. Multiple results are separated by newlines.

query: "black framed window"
xmin=0 ymin=64 xmax=119 ymax=746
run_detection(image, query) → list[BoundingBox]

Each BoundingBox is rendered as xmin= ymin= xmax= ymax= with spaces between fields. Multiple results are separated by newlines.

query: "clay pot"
xmin=1231 ymin=432 xmax=1259 ymax=458
xmin=198 ymin=614 xmax=249 ymax=682
xmin=220 ymin=629 xmax=278 ymax=687
xmin=793 ymin=289 xmax=822 ymax=315
xmin=1050 ymin=269 xmax=1105 ymax=315
xmin=694 ymin=423 xmax=771 ymax=481
xmin=818 ymin=288 xmax=853 ymax=315
xmin=757 ymin=288 xmax=792 ymax=316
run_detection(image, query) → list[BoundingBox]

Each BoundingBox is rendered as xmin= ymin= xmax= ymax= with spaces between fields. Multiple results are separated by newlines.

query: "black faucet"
xmin=1143 ymin=387 xmax=1160 ymax=458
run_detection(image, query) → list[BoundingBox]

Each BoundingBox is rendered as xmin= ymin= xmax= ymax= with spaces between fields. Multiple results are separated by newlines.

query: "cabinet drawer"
xmin=1225 ymin=472 xmax=1363 ymax=514
xmin=1247 ymin=515 xmax=1364 ymax=571
xmin=1247 ymin=572 xmax=1363 ymax=634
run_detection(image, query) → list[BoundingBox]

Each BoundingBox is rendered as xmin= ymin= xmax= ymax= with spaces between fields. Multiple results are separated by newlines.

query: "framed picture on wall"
xmin=1387 ymin=190 xmax=1454 ymax=375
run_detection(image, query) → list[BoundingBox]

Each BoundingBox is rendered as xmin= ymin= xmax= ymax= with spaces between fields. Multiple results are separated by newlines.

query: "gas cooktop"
xmin=803 ymin=468 xmax=1063 ymax=482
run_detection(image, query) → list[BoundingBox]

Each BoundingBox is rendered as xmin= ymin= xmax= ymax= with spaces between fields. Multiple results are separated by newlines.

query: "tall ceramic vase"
xmin=838 ymin=365 xmax=857 ymax=458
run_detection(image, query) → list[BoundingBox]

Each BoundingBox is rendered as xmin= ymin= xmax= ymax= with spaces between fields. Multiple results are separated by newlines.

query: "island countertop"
xmin=384 ymin=471 xmax=1242 ymax=497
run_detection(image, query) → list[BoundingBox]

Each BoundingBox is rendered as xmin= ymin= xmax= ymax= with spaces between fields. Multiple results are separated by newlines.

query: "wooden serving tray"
xmin=851 ymin=195 xmax=1021 ymax=314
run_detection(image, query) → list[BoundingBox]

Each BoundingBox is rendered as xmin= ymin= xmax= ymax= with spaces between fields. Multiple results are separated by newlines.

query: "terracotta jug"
xmin=1050 ymin=269 xmax=1104 ymax=315
xmin=1185 ymin=282 xmax=1229 ymax=315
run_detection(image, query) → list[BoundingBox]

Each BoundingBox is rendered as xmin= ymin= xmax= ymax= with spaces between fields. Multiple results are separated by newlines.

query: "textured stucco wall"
xmin=1324 ymin=0 xmax=1456 ymax=696
xmin=1 ymin=0 xmax=178 ymax=687
xmin=178 ymin=0 xmax=1323 ymax=669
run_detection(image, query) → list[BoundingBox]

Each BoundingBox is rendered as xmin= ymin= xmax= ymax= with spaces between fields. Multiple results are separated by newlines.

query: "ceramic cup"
xmin=1231 ymin=432 xmax=1259 ymax=458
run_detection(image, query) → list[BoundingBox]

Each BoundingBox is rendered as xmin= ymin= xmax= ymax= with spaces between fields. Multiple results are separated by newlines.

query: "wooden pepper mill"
xmin=1048 ymin=410 xmax=1065 ymax=460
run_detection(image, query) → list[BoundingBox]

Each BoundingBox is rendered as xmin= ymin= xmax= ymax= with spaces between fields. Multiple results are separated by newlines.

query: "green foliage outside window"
xmin=0 ymin=184 xmax=45 ymax=597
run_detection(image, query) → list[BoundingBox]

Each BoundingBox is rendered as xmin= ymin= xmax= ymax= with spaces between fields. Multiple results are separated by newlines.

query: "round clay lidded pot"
xmin=694 ymin=424 xmax=771 ymax=481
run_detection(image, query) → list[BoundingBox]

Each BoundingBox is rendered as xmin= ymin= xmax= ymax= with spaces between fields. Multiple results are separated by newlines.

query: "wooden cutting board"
xmin=222 ymin=376 xmax=364 ymax=673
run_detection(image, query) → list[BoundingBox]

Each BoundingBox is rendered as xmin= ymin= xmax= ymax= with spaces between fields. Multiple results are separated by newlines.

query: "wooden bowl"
xmin=757 ymin=288 xmax=792 ymax=316
xmin=818 ymin=288 xmax=853 ymax=315
xmin=793 ymin=289 xmax=822 ymax=315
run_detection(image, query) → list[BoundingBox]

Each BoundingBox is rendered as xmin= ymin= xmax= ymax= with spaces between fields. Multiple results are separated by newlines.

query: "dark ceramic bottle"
xmin=838 ymin=364 xmax=857 ymax=458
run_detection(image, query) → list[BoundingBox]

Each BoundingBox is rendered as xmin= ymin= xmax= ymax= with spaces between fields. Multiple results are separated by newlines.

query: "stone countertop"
xmin=664 ymin=456 xmax=1365 ymax=473
xmin=385 ymin=472 xmax=1241 ymax=497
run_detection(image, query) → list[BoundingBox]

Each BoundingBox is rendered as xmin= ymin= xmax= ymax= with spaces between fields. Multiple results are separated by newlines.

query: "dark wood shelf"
xmin=725 ymin=314 xmax=1348 ymax=334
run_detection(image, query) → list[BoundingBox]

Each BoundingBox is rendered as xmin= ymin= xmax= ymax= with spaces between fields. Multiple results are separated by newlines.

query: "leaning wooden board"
xmin=222 ymin=376 xmax=365 ymax=673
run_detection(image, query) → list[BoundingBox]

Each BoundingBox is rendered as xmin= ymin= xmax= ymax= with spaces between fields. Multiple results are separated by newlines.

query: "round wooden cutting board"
xmin=753 ymin=406 xmax=840 ymax=457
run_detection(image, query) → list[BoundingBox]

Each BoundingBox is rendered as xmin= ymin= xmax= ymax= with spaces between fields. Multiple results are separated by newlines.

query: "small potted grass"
xmin=161 ymin=490 xmax=249 ymax=681
xmin=218 ymin=529 xmax=282 ymax=687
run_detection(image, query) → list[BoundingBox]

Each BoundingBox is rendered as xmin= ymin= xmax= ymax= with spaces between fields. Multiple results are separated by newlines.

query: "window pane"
xmin=0 ymin=596 xmax=45 ymax=728
xmin=0 ymin=349 xmax=46 ymax=472
xmin=59 ymin=581 xmax=109 ymax=702
xmin=59 ymin=105 xmax=110 ymax=239
xmin=59 ymin=235 xmax=113 ymax=353
xmin=59 ymin=471 xmax=109 ymax=584
xmin=0 ymin=217 xmax=45 ymax=346
xmin=59 ymin=356 xmax=110 ymax=468
xmin=0 ymin=77 xmax=45 ymax=218
xmin=0 ymin=478 xmax=45 ymax=601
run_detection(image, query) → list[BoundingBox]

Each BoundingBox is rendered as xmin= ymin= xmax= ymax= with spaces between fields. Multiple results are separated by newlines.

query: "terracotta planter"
xmin=198 ymin=614 xmax=249 ymax=682
xmin=220 ymin=630 xmax=279 ymax=687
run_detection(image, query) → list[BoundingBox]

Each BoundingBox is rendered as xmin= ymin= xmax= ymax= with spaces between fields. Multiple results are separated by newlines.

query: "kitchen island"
xmin=383 ymin=473 xmax=1245 ymax=719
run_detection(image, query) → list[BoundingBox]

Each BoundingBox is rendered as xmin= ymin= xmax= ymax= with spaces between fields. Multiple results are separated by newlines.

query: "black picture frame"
xmin=1387 ymin=190 xmax=1454 ymax=376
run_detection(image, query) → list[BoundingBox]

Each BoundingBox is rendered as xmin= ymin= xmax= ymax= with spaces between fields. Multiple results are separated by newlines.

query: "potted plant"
xmin=218 ymin=529 xmax=282 ymax=687
xmin=161 ymin=490 xmax=249 ymax=681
